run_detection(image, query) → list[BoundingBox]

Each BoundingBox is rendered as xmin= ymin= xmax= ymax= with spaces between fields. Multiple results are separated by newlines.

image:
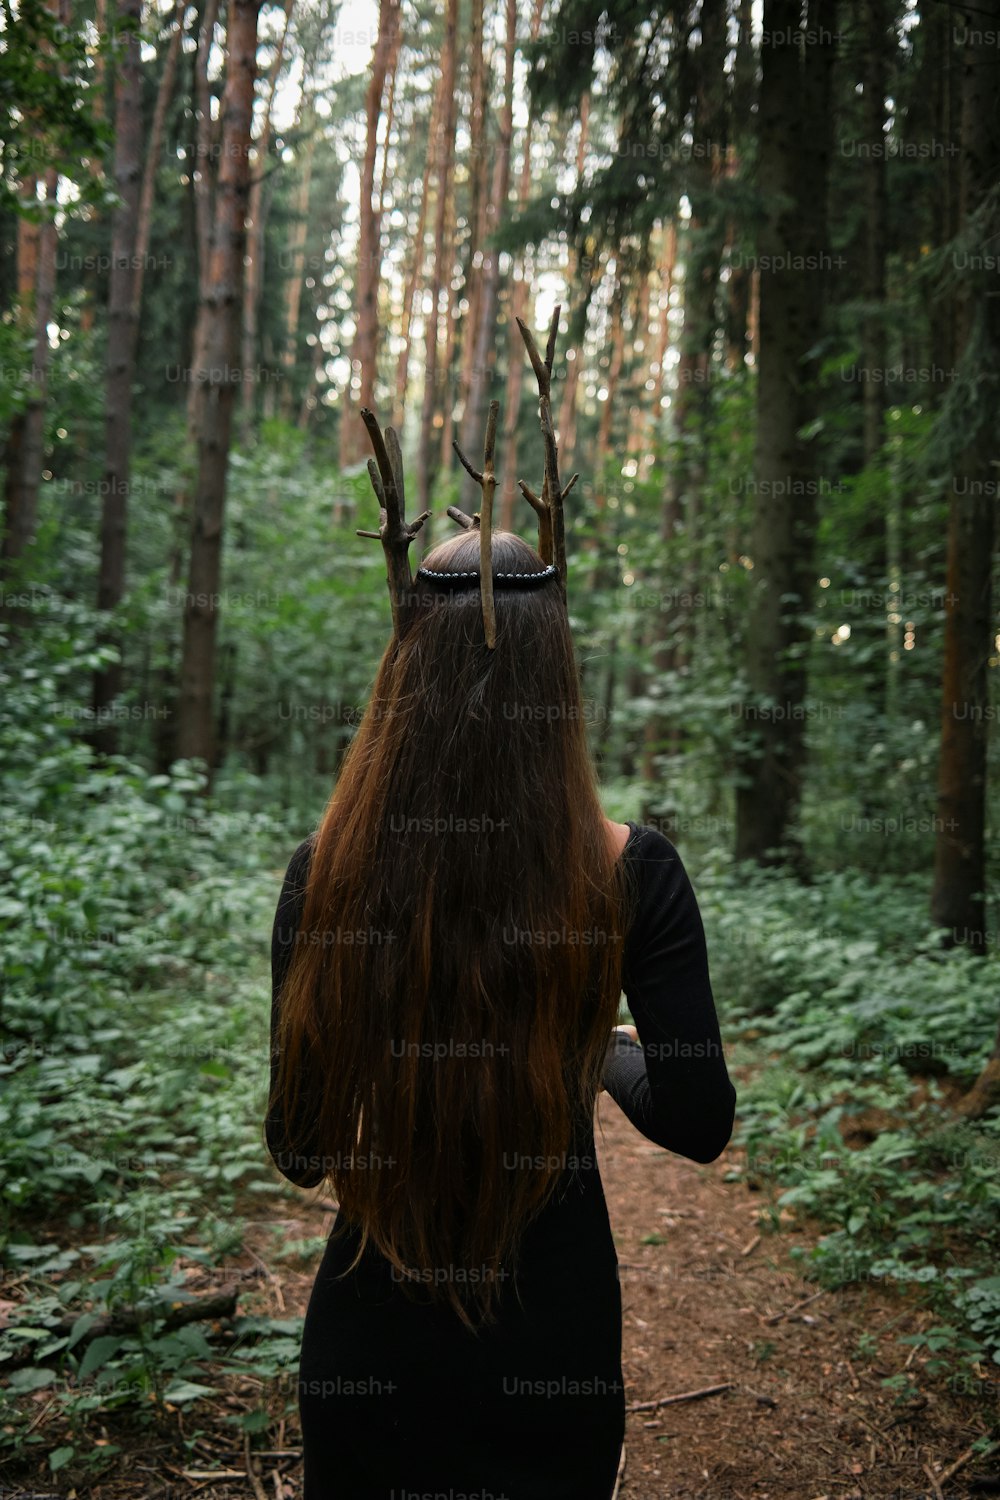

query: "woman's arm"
xmin=265 ymin=835 xmax=327 ymax=1187
xmin=602 ymin=830 xmax=736 ymax=1163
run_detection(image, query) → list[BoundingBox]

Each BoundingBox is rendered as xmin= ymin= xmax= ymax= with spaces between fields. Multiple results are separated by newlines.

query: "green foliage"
xmin=685 ymin=857 xmax=1000 ymax=1377
xmin=0 ymin=604 xmax=303 ymax=1463
xmin=0 ymin=0 xmax=111 ymax=212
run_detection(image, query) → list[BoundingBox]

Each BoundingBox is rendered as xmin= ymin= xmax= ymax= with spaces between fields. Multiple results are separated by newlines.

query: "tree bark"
xmin=340 ymin=0 xmax=402 ymax=465
xmin=240 ymin=0 xmax=294 ymax=444
xmin=453 ymin=0 xmax=487 ymax=441
xmin=930 ymin=2 xmax=1000 ymax=961
xmin=556 ymin=90 xmax=592 ymax=465
xmin=643 ymin=0 xmax=727 ymax=790
xmin=132 ymin=3 xmax=189 ymax=333
xmin=91 ymin=0 xmax=145 ymax=753
xmin=733 ymin=0 xmax=836 ymax=867
xmin=0 ymin=166 xmax=59 ymax=577
xmin=496 ymin=0 xmax=544 ymax=530
xmin=187 ymin=0 xmax=222 ymax=433
xmin=415 ymin=0 xmax=459 ymax=529
xmin=278 ymin=105 xmax=317 ymax=420
xmin=649 ymin=220 xmax=677 ymax=420
xmin=392 ymin=74 xmax=445 ymax=428
xmin=176 ymin=0 xmax=261 ymax=769
xmin=456 ymin=0 xmax=516 ymax=498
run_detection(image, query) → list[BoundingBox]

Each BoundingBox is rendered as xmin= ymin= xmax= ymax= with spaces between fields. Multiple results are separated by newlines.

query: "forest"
xmin=1 ymin=0 xmax=999 ymax=1494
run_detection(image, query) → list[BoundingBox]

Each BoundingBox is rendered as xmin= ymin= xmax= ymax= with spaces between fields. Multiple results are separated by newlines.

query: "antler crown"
xmin=356 ymin=304 xmax=578 ymax=649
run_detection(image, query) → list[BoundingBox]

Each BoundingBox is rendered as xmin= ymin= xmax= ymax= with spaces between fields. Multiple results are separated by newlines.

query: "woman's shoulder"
xmin=279 ymin=831 xmax=318 ymax=893
xmin=620 ymin=818 xmax=686 ymax=867
xmin=618 ymin=819 xmax=700 ymax=943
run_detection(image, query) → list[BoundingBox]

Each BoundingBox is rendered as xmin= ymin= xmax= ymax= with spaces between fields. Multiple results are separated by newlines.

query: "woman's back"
xmin=267 ymin=817 xmax=735 ymax=1499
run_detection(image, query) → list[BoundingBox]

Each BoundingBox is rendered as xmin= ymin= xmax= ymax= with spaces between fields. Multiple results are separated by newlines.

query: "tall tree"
xmin=457 ymin=0 xmax=516 ymax=488
xmin=415 ymin=0 xmax=459 ymax=528
xmin=929 ymin=3 xmax=999 ymax=963
xmin=453 ymin=0 xmax=488 ymax=446
xmin=176 ymin=0 xmax=262 ymax=767
xmin=340 ymin=0 xmax=402 ymax=465
xmin=392 ymin=70 xmax=445 ymax=427
xmin=734 ymin=0 xmax=837 ymax=866
xmin=497 ymin=0 xmax=544 ymax=530
xmin=132 ymin=3 xmax=190 ymax=329
xmin=91 ymin=0 xmax=145 ymax=751
xmin=240 ymin=0 xmax=294 ymax=444
xmin=0 ymin=167 xmax=58 ymax=576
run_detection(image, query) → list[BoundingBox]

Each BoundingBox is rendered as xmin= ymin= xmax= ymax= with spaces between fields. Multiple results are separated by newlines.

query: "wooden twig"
xmin=611 ymin=1438 xmax=626 ymax=1500
xmin=626 ymin=1381 xmax=733 ymax=1413
xmin=922 ymin=1463 xmax=945 ymax=1500
xmin=3 ymin=1290 xmax=238 ymax=1371
xmin=939 ymin=1437 xmax=1000 ymax=1485
xmin=515 ymin=305 xmax=570 ymax=604
xmin=445 ymin=505 xmax=478 ymax=530
xmin=356 ymin=408 xmax=430 ymax=639
xmin=451 ymin=398 xmax=499 ymax=648
xmin=245 ymin=1432 xmax=268 ymax=1500
xmin=763 ymin=1287 xmax=827 ymax=1325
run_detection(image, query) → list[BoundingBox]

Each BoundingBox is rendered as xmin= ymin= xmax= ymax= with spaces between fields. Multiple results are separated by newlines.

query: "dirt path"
xmin=593 ymin=1092 xmax=995 ymax=1500
xmin=225 ymin=1091 xmax=995 ymax=1500
xmin=9 ymin=1090 xmax=995 ymax=1499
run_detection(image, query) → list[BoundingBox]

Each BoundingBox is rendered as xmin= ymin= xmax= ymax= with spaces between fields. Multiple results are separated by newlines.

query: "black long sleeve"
xmin=602 ymin=825 xmax=736 ymax=1163
xmin=265 ymin=834 xmax=326 ymax=1187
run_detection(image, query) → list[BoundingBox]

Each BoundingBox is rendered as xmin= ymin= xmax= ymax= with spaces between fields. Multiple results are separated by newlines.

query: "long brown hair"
xmin=269 ymin=526 xmax=637 ymax=1331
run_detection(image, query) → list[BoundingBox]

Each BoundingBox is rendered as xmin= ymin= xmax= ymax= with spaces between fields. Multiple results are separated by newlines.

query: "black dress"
xmin=266 ymin=820 xmax=737 ymax=1499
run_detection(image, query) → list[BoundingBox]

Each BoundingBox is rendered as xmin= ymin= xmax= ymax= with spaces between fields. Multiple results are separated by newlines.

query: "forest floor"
xmin=9 ymin=1084 xmax=996 ymax=1500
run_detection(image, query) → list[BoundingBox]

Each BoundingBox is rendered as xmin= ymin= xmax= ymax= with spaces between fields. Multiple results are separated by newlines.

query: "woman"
xmin=266 ymin=523 xmax=736 ymax=1498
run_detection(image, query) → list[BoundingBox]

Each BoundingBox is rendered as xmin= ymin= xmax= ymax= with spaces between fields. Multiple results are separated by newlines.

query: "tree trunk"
xmin=278 ymin=107 xmax=317 ymax=421
xmin=496 ymin=0 xmax=544 ymax=530
xmin=240 ymin=0 xmax=294 ymax=444
xmin=733 ymin=0 xmax=836 ymax=867
xmin=556 ymin=90 xmax=592 ymax=466
xmin=643 ymin=0 xmax=727 ymax=787
xmin=453 ymin=0 xmax=488 ymax=440
xmin=456 ymin=0 xmax=515 ymax=497
xmin=1 ymin=167 xmax=59 ymax=577
xmin=415 ymin=0 xmax=459 ymax=527
xmin=132 ymin=3 xmax=189 ymax=331
xmin=930 ymin=1 xmax=1000 ymax=963
xmin=176 ymin=0 xmax=261 ymax=769
xmin=861 ymin=0 xmax=889 ymax=466
xmin=592 ymin=278 xmax=625 ymax=531
xmin=340 ymin=0 xmax=402 ymax=465
xmin=187 ymin=0 xmax=222 ymax=433
xmin=648 ymin=221 xmax=676 ymax=431
xmin=438 ymin=179 xmax=460 ymax=467
xmin=91 ymin=0 xmax=145 ymax=753
xmin=392 ymin=74 xmax=445 ymax=428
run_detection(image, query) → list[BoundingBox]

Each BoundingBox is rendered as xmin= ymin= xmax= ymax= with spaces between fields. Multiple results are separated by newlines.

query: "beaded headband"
xmin=416 ymin=562 xmax=558 ymax=592
xmin=355 ymin=306 xmax=577 ymax=650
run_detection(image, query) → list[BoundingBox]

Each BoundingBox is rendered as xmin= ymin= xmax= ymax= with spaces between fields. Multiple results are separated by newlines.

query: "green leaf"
xmin=67 ymin=1312 xmax=98 ymax=1350
xmin=49 ymin=1446 xmax=75 ymax=1473
xmin=163 ymin=1379 xmax=218 ymax=1404
xmin=77 ymin=1334 xmax=124 ymax=1379
xmin=7 ymin=1365 xmax=57 ymax=1391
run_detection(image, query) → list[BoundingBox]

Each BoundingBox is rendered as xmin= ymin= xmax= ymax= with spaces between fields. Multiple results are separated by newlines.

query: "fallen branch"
xmin=763 ymin=1288 xmax=827 ymax=1325
xmin=938 ymin=1437 xmax=1000 ymax=1485
xmin=245 ymin=1430 xmax=268 ymax=1500
xmin=922 ymin=1462 xmax=944 ymax=1500
xmin=2 ymin=1291 xmax=238 ymax=1371
xmin=626 ymin=1381 xmax=733 ymax=1413
xmin=611 ymin=1438 xmax=626 ymax=1500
